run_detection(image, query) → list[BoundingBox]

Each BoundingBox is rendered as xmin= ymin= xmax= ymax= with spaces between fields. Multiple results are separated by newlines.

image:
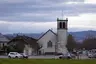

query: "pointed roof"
xmin=7 ymin=35 xmax=39 ymax=50
xmin=0 ymin=33 xmax=9 ymax=42
xmin=38 ymin=29 xmax=57 ymax=41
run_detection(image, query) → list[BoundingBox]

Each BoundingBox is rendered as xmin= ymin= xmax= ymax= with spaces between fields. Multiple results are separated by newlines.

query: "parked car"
xmin=8 ymin=52 xmax=23 ymax=58
xmin=21 ymin=53 xmax=28 ymax=58
xmin=88 ymin=53 xmax=96 ymax=58
xmin=59 ymin=53 xmax=72 ymax=59
xmin=59 ymin=53 xmax=75 ymax=59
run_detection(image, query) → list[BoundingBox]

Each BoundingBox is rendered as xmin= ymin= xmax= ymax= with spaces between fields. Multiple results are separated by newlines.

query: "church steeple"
xmin=57 ymin=18 xmax=68 ymax=29
xmin=57 ymin=18 xmax=68 ymax=54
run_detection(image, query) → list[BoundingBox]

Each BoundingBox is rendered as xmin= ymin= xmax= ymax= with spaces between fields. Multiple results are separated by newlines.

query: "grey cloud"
xmin=0 ymin=23 xmax=11 ymax=33
xmin=0 ymin=0 xmax=95 ymax=22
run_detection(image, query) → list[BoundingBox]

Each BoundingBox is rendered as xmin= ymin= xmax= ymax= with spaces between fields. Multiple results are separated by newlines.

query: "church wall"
xmin=37 ymin=31 xmax=57 ymax=54
xmin=57 ymin=29 xmax=68 ymax=45
xmin=57 ymin=29 xmax=68 ymax=54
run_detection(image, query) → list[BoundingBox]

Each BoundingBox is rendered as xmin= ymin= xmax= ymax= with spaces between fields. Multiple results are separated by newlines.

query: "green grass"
xmin=0 ymin=59 xmax=96 ymax=64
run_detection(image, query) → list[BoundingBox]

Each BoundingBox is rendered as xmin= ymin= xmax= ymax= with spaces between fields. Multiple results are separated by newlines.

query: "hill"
xmin=3 ymin=30 xmax=96 ymax=43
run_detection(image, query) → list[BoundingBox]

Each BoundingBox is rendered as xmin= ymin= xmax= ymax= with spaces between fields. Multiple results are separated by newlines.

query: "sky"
xmin=0 ymin=0 xmax=96 ymax=34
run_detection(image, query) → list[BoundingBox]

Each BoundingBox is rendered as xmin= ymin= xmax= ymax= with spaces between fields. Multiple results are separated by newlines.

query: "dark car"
xmin=21 ymin=53 xmax=28 ymax=59
xmin=59 ymin=53 xmax=74 ymax=59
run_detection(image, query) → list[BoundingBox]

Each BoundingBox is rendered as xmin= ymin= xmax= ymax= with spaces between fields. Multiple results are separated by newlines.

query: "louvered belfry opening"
xmin=58 ymin=22 xmax=66 ymax=29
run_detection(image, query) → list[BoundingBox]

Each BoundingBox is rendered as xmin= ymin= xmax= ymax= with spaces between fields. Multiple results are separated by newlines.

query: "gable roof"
xmin=38 ymin=29 xmax=57 ymax=41
xmin=0 ymin=33 xmax=9 ymax=43
xmin=7 ymin=35 xmax=39 ymax=50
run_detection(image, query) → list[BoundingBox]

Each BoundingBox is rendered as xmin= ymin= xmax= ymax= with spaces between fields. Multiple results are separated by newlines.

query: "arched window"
xmin=47 ymin=41 xmax=52 ymax=48
xmin=59 ymin=22 xmax=62 ymax=29
xmin=62 ymin=22 xmax=65 ymax=29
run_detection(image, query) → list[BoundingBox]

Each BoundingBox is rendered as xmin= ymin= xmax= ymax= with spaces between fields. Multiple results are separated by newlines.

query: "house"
xmin=7 ymin=35 xmax=40 ymax=55
xmin=0 ymin=33 xmax=9 ymax=48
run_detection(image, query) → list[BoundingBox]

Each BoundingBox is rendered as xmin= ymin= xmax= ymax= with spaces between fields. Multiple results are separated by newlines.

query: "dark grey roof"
xmin=0 ymin=34 xmax=9 ymax=43
xmin=7 ymin=35 xmax=40 ymax=50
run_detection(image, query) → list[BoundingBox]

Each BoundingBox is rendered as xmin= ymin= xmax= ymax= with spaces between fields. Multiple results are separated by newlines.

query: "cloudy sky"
xmin=0 ymin=0 xmax=96 ymax=34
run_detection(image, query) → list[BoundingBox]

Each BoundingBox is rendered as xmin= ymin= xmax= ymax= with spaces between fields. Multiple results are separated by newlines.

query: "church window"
xmin=62 ymin=22 xmax=65 ymax=29
xmin=59 ymin=22 xmax=62 ymax=29
xmin=47 ymin=41 xmax=52 ymax=48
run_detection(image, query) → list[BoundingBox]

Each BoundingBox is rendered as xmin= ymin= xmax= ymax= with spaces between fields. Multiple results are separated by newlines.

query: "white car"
xmin=88 ymin=53 xmax=96 ymax=58
xmin=59 ymin=53 xmax=75 ymax=59
xmin=8 ymin=52 xmax=23 ymax=58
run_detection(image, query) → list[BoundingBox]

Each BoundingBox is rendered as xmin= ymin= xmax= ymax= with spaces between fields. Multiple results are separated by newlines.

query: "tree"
xmin=7 ymin=43 xmax=24 ymax=53
xmin=66 ymin=34 xmax=77 ymax=51
xmin=82 ymin=37 xmax=96 ymax=50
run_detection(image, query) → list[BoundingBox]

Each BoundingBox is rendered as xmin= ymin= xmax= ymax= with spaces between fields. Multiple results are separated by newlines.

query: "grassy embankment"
xmin=0 ymin=59 xmax=96 ymax=64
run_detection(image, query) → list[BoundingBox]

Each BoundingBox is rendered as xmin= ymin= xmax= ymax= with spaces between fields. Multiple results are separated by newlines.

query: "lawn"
xmin=0 ymin=59 xmax=96 ymax=64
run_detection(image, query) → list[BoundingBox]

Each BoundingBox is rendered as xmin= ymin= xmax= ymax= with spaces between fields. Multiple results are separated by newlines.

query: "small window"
xmin=47 ymin=41 xmax=52 ymax=48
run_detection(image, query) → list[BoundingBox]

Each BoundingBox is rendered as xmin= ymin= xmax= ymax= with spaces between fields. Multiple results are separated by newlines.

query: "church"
xmin=37 ymin=18 xmax=68 ymax=55
xmin=7 ymin=18 xmax=68 ymax=55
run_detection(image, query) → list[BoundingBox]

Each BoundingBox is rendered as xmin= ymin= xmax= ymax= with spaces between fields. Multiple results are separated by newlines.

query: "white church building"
xmin=37 ymin=18 xmax=68 ymax=55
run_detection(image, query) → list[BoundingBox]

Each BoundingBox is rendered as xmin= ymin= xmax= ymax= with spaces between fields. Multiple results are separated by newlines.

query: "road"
xmin=0 ymin=55 xmax=88 ymax=59
xmin=0 ymin=55 xmax=59 ymax=59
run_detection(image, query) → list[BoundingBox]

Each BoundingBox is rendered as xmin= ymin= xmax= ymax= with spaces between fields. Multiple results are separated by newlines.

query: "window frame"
xmin=47 ymin=41 xmax=52 ymax=48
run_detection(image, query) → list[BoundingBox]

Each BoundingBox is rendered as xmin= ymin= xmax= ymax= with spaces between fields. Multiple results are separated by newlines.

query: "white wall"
xmin=23 ymin=44 xmax=33 ymax=55
xmin=37 ymin=30 xmax=57 ymax=54
xmin=57 ymin=29 xmax=68 ymax=54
